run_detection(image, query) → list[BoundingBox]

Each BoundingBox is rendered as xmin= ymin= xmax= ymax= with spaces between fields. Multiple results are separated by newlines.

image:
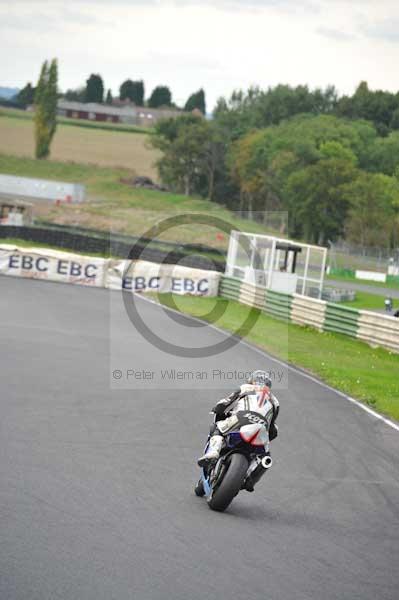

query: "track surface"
xmin=1 ymin=277 xmax=399 ymax=600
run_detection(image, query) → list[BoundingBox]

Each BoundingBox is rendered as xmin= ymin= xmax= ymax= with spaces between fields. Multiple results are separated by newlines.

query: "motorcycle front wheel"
xmin=207 ymin=453 xmax=248 ymax=512
xmin=194 ymin=479 xmax=205 ymax=497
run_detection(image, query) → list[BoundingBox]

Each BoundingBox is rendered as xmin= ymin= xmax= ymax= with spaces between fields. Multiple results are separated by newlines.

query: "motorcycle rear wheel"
xmin=207 ymin=453 xmax=248 ymax=512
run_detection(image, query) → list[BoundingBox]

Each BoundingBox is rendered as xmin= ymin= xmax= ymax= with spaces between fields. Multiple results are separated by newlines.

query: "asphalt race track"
xmin=1 ymin=276 xmax=399 ymax=600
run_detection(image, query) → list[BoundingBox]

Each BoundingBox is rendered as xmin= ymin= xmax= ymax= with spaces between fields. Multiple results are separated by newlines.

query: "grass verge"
xmin=341 ymin=291 xmax=397 ymax=311
xmin=154 ymin=293 xmax=399 ymax=421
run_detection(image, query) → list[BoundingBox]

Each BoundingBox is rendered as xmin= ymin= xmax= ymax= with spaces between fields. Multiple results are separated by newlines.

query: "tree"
xmin=148 ymin=86 xmax=172 ymax=108
xmin=390 ymin=108 xmax=399 ymax=130
xmin=342 ymin=173 xmax=399 ymax=247
xmin=228 ymin=116 xmax=364 ymax=240
xmin=34 ymin=58 xmax=58 ymax=159
xmin=85 ymin=74 xmax=104 ymax=103
xmin=63 ymin=87 xmax=85 ymax=102
xmin=369 ymin=132 xmax=399 ymax=175
xmin=119 ymin=79 xmax=144 ymax=105
xmin=105 ymin=89 xmax=113 ymax=104
xmin=16 ymin=83 xmax=35 ymax=106
xmin=336 ymin=81 xmax=399 ymax=136
xmin=213 ymin=84 xmax=338 ymax=138
xmin=285 ymin=153 xmax=357 ymax=243
xmin=229 ymin=128 xmax=299 ymax=218
xmin=151 ymin=115 xmax=222 ymax=198
xmin=184 ymin=89 xmax=206 ymax=114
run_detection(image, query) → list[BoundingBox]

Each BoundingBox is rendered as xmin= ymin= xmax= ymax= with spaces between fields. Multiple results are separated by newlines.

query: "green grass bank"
xmin=0 ymin=154 xmax=277 ymax=247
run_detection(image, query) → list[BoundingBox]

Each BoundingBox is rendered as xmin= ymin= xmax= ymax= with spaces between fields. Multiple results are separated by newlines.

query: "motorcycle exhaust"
xmin=261 ymin=455 xmax=273 ymax=469
xmin=245 ymin=455 xmax=273 ymax=490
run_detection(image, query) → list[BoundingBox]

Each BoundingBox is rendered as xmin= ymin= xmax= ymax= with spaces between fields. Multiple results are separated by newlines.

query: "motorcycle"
xmin=195 ymin=410 xmax=273 ymax=512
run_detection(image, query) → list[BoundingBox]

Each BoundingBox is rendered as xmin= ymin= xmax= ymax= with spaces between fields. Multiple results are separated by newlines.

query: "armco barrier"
xmin=357 ymin=312 xmax=399 ymax=353
xmin=264 ymin=289 xmax=293 ymax=321
xmin=323 ymin=303 xmax=360 ymax=337
xmin=239 ymin=281 xmax=265 ymax=310
xmin=218 ymin=275 xmax=398 ymax=354
xmin=0 ymin=244 xmax=221 ymax=295
xmin=291 ymin=295 xmax=326 ymax=330
xmin=219 ymin=276 xmax=242 ymax=301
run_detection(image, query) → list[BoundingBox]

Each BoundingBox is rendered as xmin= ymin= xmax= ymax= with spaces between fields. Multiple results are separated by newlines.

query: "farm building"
xmin=57 ymin=100 xmax=183 ymax=127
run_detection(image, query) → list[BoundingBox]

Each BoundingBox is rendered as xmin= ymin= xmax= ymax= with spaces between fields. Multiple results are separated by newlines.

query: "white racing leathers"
xmin=216 ymin=383 xmax=279 ymax=451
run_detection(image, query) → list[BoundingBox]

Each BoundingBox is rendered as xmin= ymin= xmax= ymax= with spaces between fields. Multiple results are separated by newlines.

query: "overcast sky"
xmin=1 ymin=0 xmax=399 ymax=110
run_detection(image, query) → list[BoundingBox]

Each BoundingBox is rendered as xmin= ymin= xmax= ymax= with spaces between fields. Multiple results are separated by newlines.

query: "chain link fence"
xmin=328 ymin=241 xmax=399 ymax=274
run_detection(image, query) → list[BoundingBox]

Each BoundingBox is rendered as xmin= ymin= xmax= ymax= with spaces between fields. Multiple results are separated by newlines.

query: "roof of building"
xmin=57 ymin=100 xmax=182 ymax=119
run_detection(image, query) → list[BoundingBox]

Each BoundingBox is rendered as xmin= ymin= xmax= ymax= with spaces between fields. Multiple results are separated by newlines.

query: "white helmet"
xmin=247 ymin=369 xmax=272 ymax=388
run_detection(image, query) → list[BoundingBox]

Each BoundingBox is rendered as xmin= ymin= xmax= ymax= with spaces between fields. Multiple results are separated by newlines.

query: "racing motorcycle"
xmin=194 ymin=410 xmax=273 ymax=512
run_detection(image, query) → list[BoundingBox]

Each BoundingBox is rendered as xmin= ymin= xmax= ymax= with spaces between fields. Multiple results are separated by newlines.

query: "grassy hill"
xmin=0 ymin=154 xmax=275 ymax=248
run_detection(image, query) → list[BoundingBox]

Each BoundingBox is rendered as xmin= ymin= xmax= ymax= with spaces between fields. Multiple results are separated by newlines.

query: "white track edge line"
xmin=137 ymin=293 xmax=399 ymax=433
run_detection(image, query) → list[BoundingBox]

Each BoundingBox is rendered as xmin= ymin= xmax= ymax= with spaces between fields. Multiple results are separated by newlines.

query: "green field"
xmin=0 ymin=112 xmax=159 ymax=175
xmin=0 ymin=154 xmax=278 ymax=247
xmin=155 ymin=293 xmax=399 ymax=421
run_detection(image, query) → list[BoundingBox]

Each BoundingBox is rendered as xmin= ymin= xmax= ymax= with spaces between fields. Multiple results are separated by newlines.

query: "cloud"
xmin=316 ymin=27 xmax=357 ymax=42
xmin=0 ymin=7 xmax=101 ymax=32
xmin=8 ymin=0 xmax=319 ymax=11
xmin=3 ymin=0 xmax=399 ymax=110
xmin=141 ymin=51 xmax=222 ymax=72
xmin=360 ymin=19 xmax=399 ymax=43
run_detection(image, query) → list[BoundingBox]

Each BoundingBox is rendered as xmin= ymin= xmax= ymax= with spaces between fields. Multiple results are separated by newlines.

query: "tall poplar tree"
xmin=34 ymin=58 xmax=58 ymax=159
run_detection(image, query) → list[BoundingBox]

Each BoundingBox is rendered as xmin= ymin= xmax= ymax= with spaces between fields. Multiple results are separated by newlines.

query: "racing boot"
xmin=197 ymin=435 xmax=224 ymax=467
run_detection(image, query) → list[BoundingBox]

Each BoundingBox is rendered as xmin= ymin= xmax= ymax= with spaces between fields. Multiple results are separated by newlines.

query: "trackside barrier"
xmin=239 ymin=281 xmax=265 ymax=310
xmin=323 ymin=303 xmax=359 ymax=338
xmin=218 ymin=275 xmax=399 ymax=354
xmin=264 ymin=289 xmax=293 ymax=321
xmin=357 ymin=312 xmax=399 ymax=353
xmin=2 ymin=249 xmax=398 ymax=353
xmin=219 ymin=276 xmax=242 ymax=301
xmin=291 ymin=295 xmax=326 ymax=331
xmin=0 ymin=243 xmax=108 ymax=287
xmin=106 ymin=259 xmax=220 ymax=295
xmin=0 ymin=244 xmax=221 ymax=296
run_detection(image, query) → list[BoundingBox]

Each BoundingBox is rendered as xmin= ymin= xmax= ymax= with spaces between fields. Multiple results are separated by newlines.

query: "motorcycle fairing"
xmin=239 ymin=423 xmax=268 ymax=446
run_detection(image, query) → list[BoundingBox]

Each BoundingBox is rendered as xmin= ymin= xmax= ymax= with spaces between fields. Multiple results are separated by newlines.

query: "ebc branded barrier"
xmin=0 ymin=244 xmax=108 ymax=287
xmin=0 ymin=245 xmax=221 ymax=297
xmin=106 ymin=259 xmax=221 ymax=296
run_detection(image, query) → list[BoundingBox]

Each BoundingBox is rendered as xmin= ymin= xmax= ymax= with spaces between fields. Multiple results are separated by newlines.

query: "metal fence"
xmin=328 ymin=241 xmax=399 ymax=273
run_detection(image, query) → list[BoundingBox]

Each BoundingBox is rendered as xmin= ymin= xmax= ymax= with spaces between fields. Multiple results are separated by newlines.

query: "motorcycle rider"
xmin=197 ymin=370 xmax=280 ymax=479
